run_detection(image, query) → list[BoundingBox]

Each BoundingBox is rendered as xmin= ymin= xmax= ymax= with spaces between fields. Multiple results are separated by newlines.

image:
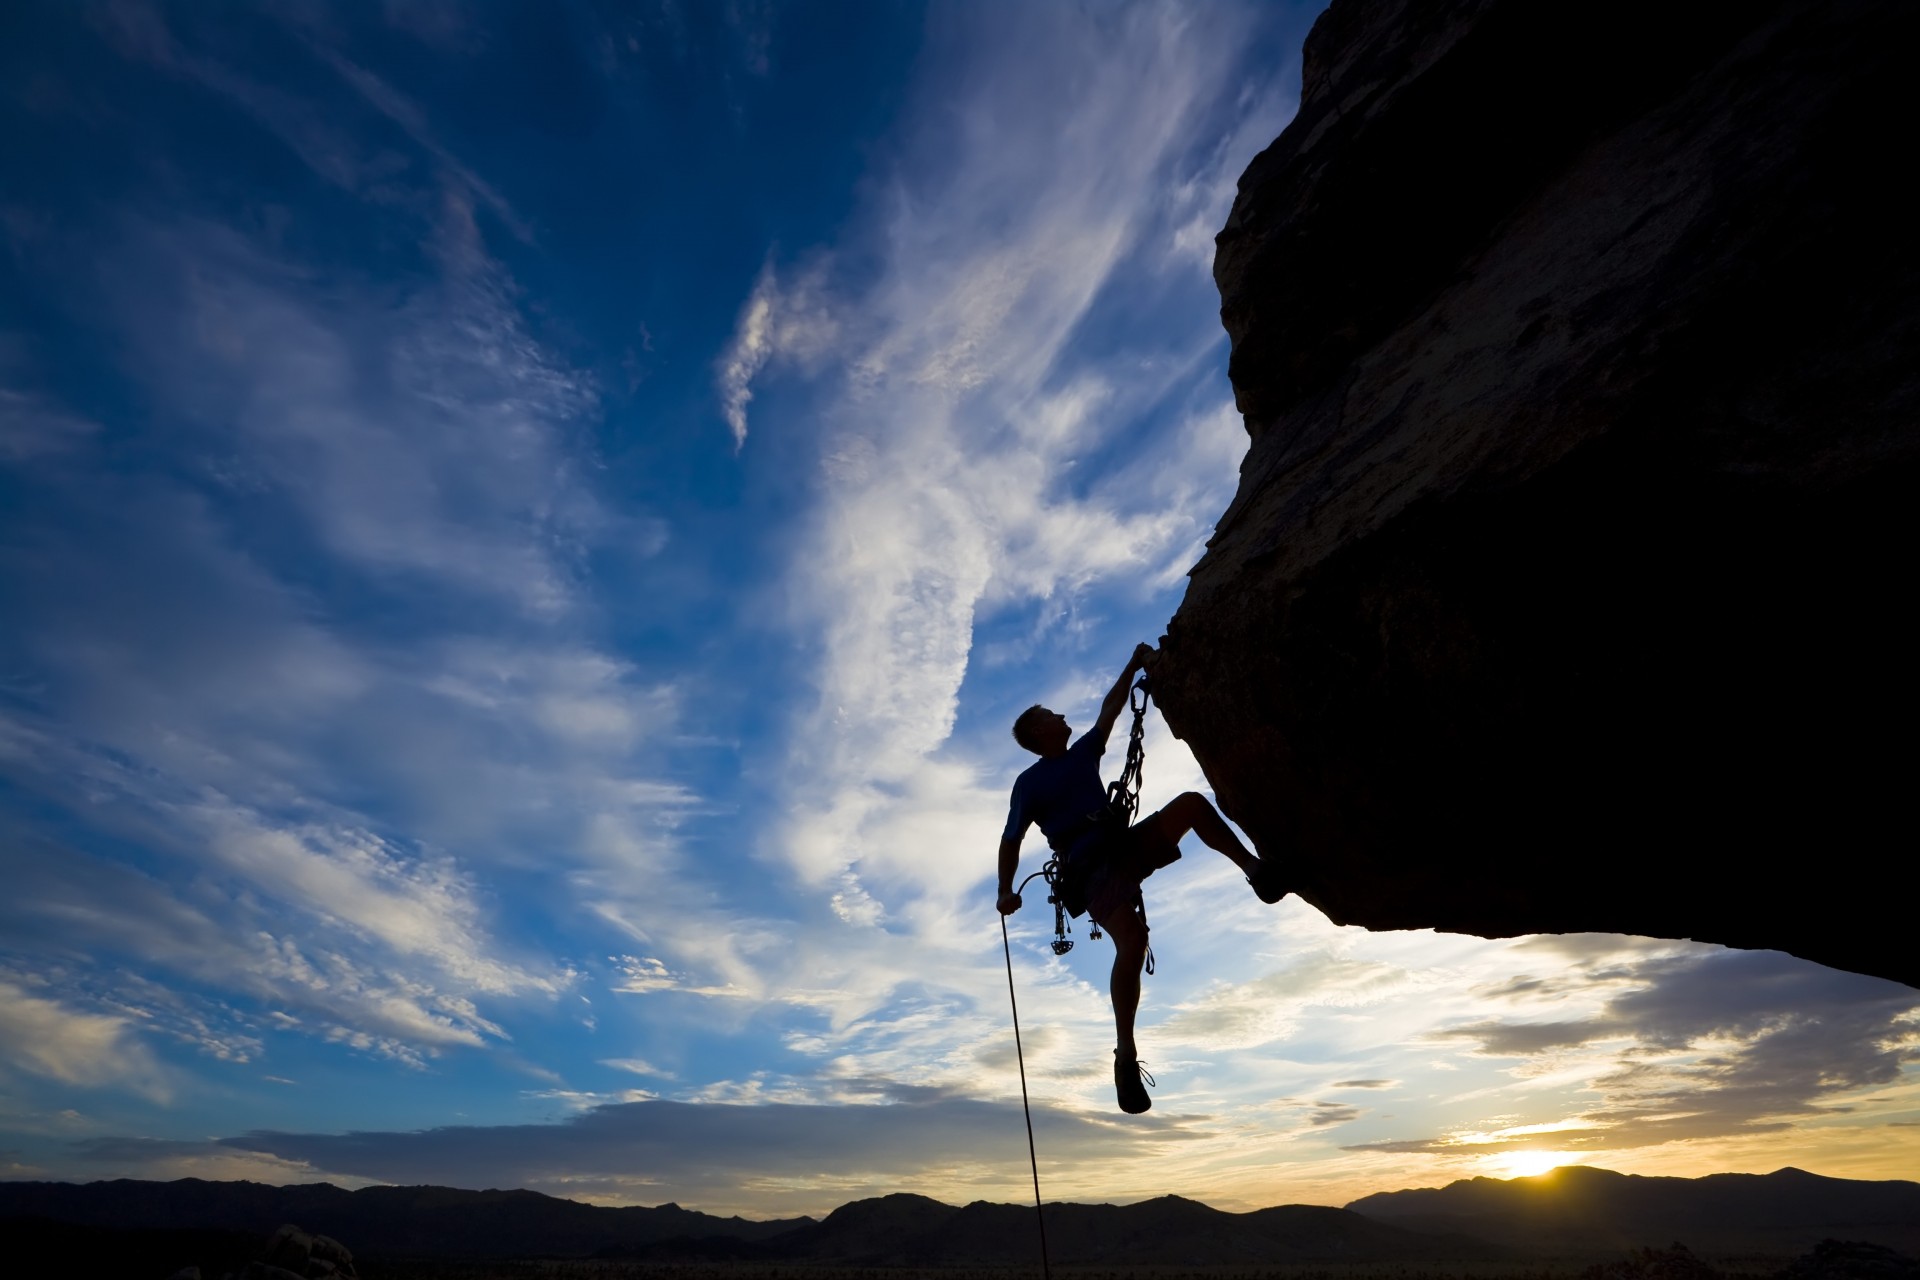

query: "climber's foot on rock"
xmin=1247 ymin=859 xmax=1288 ymax=904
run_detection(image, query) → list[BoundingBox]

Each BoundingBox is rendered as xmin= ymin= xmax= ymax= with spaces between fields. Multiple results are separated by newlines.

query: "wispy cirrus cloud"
xmin=94 ymin=0 xmax=530 ymax=237
xmin=0 ymin=833 xmax=538 ymax=1066
xmin=715 ymin=259 xmax=839 ymax=450
xmin=110 ymin=214 xmax=600 ymax=614
xmin=0 ymin=18 xmax=694 ymax=1078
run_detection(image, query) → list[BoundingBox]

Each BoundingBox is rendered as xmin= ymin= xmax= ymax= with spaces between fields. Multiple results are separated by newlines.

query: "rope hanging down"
xmin=1000 ymin=914 xmax=1052 ymax=1280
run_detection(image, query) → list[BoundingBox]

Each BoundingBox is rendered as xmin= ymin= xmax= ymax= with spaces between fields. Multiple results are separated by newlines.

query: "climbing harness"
xmin=1016 ymin=675 xmax=1153 ymax=956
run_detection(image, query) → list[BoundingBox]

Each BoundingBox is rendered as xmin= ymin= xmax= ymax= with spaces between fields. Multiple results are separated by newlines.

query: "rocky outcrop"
xmin=250 ymin=1223 xmax=357 ymax=1280
xmin=1579 ymin=1244 xmax=1723 ymax=1280
xmin=1158 ymin=0 xmax=1919 ymax=987
xmin=1776 ymin=1239 xmax=1920 ymax=1280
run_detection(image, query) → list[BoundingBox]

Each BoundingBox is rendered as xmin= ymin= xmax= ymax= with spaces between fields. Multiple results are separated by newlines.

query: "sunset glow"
xmin=1486 ymin=1151 xmax=1583 ymax=1180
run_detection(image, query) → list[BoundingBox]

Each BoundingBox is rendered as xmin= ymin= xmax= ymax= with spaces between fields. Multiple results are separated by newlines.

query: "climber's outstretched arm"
xmin=996 ymin=836 xmax=1023 ymax=914
xmin=1087 ymin=642 xmax=1154 ymax=752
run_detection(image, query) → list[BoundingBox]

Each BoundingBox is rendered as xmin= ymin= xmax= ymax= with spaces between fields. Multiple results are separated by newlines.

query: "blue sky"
xmin=2 ymin=0 xmax=1915 ymax=1219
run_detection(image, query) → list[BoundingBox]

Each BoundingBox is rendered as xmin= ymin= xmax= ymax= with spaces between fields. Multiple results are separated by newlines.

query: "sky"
xmin=1 ymin=0 xmax=1915 ymax=1221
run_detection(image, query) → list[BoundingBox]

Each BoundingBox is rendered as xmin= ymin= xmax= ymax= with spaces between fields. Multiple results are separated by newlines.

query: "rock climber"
xmin=996 ymin=641 xmax=1287 ymax=1114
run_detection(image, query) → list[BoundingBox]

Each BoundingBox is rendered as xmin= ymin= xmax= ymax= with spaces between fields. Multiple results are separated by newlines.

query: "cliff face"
xmin=1158 ymin=0 xmax=1919 ymax=987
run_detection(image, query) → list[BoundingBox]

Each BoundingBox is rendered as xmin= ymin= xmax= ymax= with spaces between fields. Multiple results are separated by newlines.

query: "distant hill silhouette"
xmin=0 ymin=1178 xmax=809 ymax=1258
xmin=1348 ymin=1166 xmax=1920 ymax=1257
xmin=626 ymin=1190 xmax=1508 ymax=1265
xmin=0 ymin=1178 xmax=1499 ymax=1264
xmin=4 ymin=1167 xmax=1917 ymax=1263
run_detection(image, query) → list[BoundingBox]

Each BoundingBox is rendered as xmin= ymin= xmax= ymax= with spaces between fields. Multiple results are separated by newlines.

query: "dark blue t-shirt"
xmin=1002 ymin=733 xmax=1108 ymax=851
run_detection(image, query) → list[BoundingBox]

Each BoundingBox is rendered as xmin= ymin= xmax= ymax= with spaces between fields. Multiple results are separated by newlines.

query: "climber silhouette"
xmin=997 ymin=641 xmax=1287 ymax=1114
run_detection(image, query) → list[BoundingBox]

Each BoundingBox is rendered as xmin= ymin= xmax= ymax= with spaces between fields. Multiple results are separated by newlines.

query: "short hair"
xmin=1011 ymin=705 xmax=1047 ymax=753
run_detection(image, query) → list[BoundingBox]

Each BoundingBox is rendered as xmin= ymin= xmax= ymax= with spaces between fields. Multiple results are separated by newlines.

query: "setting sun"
xmin=1486 ymin=1150 xmax=1581 ymax=1179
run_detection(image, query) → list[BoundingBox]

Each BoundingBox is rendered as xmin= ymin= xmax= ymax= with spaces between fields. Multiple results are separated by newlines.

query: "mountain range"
xmin=633 ymin=1191 xmax=1507 ymax=1265
xmin=1350 ymin=1165 xmax=1920 ymax=1258
xmin=2 ymin=1166 xmax=1916 ymax=1264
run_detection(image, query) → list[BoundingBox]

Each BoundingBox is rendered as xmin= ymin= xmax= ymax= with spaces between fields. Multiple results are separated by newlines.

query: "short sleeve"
xmin=1001 ymin=776 xmax=1029 ymax=843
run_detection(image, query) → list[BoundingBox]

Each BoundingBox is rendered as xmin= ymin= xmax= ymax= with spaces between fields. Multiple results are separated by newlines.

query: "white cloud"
xmin=1157 ymin=953 xmax=1415 ymax=1053
xmin=0 ymin=842 xmax=535 ymax=1061
xmin=0 ymin=979 xmax=170 ymax=1100
xmin=717 ymin=260 xmax=839 ymax=449
xmin=125 ymin=214 xmax=601 ymax=614
xmin=425 ymin=643 xmax=680 ymax=755
xmin=607 ymin=954 xmax=748 ymax=1000
xmin=196 ymin=807 xmax=540 ymax=999
xmin=65 ymin=1134 xmax=382 ymax=1188
xmin=601 ymin=1056 xmax=676 ymax=1080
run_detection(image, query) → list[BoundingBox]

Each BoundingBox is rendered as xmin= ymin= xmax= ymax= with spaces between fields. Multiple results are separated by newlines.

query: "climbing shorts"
xmin=1079 ymin=811 xmax=1183 ymax=929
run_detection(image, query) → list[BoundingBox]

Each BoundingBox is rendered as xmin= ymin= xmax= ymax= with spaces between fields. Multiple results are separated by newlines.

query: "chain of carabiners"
xmin=1108 ymin=675 xmax=1150 ymax=825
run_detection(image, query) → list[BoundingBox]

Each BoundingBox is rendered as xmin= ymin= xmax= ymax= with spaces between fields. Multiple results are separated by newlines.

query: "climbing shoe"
xmin=1247 ymin=859 xmax=1288 ymax=904
xmin=1114 ymin=1050 xmax=1155 ymax=1114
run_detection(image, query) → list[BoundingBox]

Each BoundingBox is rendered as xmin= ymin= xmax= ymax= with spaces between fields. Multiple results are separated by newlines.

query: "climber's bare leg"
xmin=1144 ymin=791 xmax=1260 ymax=875
xmin=1102 ymin=901 xmax=1149 ymax=1060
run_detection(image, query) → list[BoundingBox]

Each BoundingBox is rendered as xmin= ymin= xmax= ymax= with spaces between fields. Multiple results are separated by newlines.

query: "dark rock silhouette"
xmin=1155 ymin=0 xmax=1920 ymax=987
xmin=0 ymin=1217 xmax=257 ymax=1279
xmin=1348 ymin=1166 xmax=1920 ymax=1257
xmin=1775 ymin=1238 xmax=1920 ymax=1280
xmin=744 ymin=1190 xmax=1507 ymax=1266
xmin=0 ymin=1178 xmax=810 ymax=1259
xmin=1580 ymin=1243 xmax=1724 ymax=1280
xmin=253 ymin=1222 xmax=357 ymax=1279
xmin=0 ymin=1179 xmax=1498 ymax=1266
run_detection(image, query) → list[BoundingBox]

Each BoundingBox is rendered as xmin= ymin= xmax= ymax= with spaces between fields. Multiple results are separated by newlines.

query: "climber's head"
xmin=1012 ymin=705 xmax=1070 ymax=756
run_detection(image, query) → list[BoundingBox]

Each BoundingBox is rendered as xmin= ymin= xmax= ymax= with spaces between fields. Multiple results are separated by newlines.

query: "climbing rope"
xmin=1000 ymin=913 xmax=1052 ymax=1280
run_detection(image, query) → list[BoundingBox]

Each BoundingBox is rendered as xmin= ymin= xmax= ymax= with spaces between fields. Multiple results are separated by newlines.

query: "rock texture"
xmin=1157 ymin=0 xmax=1919 ymax=987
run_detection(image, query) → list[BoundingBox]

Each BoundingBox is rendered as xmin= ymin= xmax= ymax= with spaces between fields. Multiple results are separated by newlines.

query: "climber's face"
xmin=1032 ymin=708 xmax=1071 ymax=754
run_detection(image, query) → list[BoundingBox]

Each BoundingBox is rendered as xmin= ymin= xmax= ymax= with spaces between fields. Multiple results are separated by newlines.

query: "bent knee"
xmin=1168 ymin=790 xmax=1210 ymax=821
xmin=1103 ymin=914 xmax=1148 ymax=953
